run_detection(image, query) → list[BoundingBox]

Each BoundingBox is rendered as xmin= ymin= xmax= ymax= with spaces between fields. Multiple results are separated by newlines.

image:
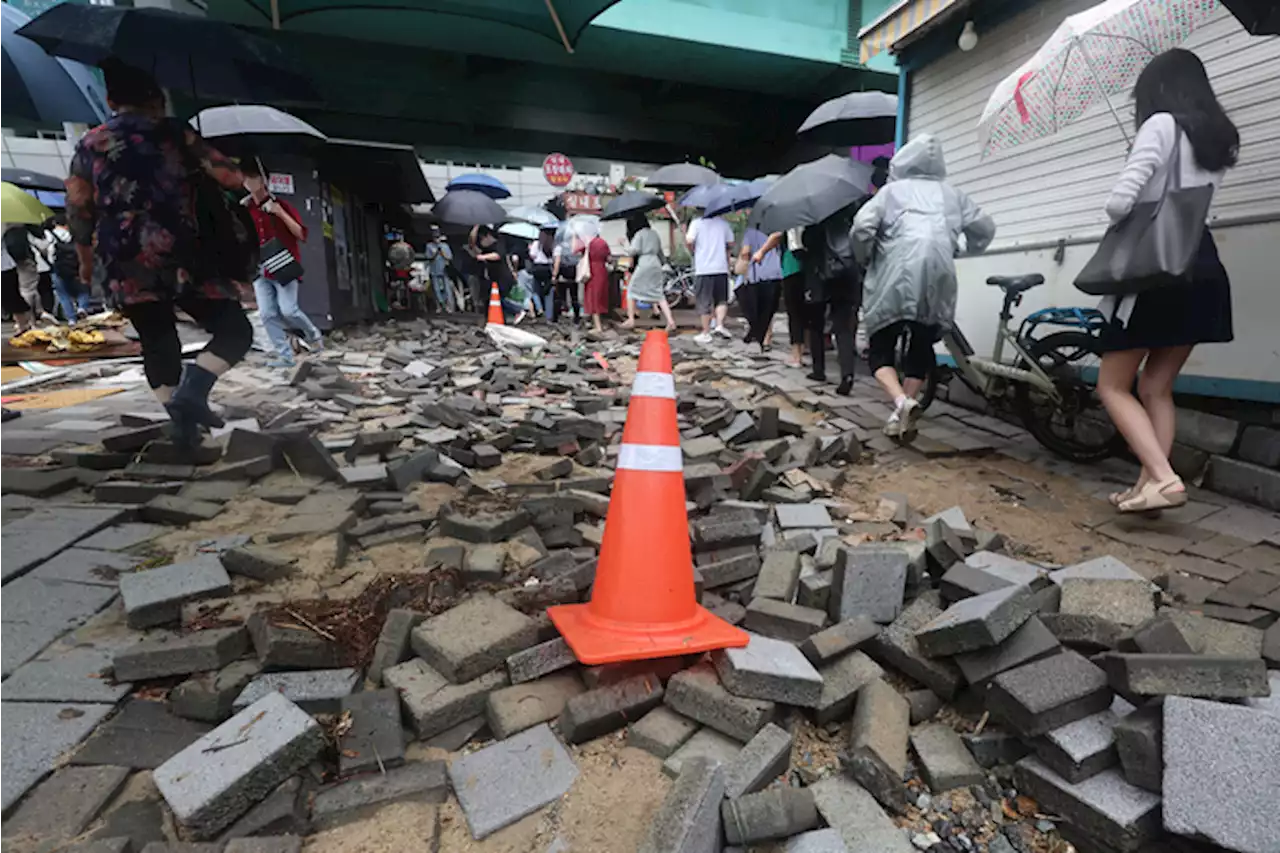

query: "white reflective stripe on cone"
xmin=631 ymin=372 xmax=676 ymax=400
xmin=617 ymin=443 xmax=683 ymax=473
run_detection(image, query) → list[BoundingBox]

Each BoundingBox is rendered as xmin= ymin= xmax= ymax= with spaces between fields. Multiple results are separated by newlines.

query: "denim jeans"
xmin=52 ymin=272 xmax=91 ymax=320
xmin=254 ymin=276 xmax=322 ymax=360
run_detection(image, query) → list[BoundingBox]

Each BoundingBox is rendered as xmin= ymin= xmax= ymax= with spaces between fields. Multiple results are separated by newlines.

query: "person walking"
xmin=550 ymin=228 xmax=582 ymax=324
xmin=2 ymin=223 xmax=43 ymax=326
xmin=47 ymin=215 xmax=91 ymax=321
xmin=242 ymin=161 xmax=323 ymax=367
xmin=2 ymin=224 xmax=34 ymax=333
xmin=529 ymin=225 xmax=558 ymax=315
xmin=738 ymin=227 xmax=783 ymax=349
xmin=65 ymin=61 xmax=254 ymax=447
xmin=853 ymin=133 xmax=995 ymax=437
xmin=621 ymin=214 xmax=676 ymax=332
xmin=803 ymin=204 xmax=863 ymax=394
xmin=1093 ymin=49 xmax=1237 ymax=513
xmin=686 ymin=212 xmax=734 ymax=343
xmin=580 ymin=220 xmax=611 ymax=333
xmin=423 ymin=225 xmax=454 ymax=312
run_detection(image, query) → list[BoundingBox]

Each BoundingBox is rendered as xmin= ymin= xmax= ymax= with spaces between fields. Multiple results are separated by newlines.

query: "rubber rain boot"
xmin=165 ymin=363 xmax=224 ymax=447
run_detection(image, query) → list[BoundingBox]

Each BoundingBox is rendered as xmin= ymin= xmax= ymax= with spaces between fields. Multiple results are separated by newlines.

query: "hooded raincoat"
xmin=852 ymin=134 xmax=996 ymax=337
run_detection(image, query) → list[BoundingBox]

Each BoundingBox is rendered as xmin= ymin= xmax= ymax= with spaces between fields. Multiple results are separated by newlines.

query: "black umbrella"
xmin=432 ymin=190 xmax=508 ymax=227
xmin=1 ymin=167 xmax=66 ymax=192
xmin=16 ymin=5 xmax=319 ymax=103
xmin=797 ymin=91 xmax=898 ymax=147
xmin=1221 ymin=0 xmax=1280 ymax=34
xmin=600 ymin=191 xmax=666 ymax=221
xmin=645 ymin=162 xmax=721 ymax=191
xmin=749 ymin=155 xmax=874 ymax=234
xmin=2 ymin=4 xmax=108 ymax=126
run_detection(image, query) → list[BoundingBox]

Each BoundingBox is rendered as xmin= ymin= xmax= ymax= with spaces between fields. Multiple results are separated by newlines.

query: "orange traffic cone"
xmin=548 ymin=330 xmax=749 ymax=664
xmin=485 ymin=281 xmax=504 ymax=325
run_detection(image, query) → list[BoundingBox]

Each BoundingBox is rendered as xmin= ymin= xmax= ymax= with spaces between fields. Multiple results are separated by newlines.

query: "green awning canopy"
xmin=211 ymin=0 xmax=621 ymax=52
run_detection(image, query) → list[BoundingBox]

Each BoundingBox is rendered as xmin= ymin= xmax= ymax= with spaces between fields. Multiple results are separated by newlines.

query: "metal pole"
xmin=271 ymin=0 xmax=281 ymax=30
xmin=1076 ymin=38 xmax=1132 ymax=147
xmin=544 ymin=0 xmax=575 ymax=54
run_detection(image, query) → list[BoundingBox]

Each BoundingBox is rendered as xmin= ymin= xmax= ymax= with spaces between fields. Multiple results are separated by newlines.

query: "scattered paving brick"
xmin=411 ymin=592 xmax=539 ymax=684
xmin=338 ymin=688 xmax=406 ymax=776
xmin=1112 ymin=704 xmax=1162 ymax=793
xmin=118 ymin=556 xmax=232 ymax=628
xmin=233 ymin=668 xmax=362 ymax=714
xmin=952 ymin=616 xmax=1061 ymax=685
xmin=662 ymin=727 xmax=744 ymax=778
xmin=437 ymin=507 xmax=531 ymax=543
xmin=1097 ymin=652 xmax=1270 ymax=699
xmin=911 ymin=723 xmax=986 ymax=791
xmin=863 ymin=592 xmax=964 ymax=699
xmin=752 ymin=550 xmax=801 ymax=601
xmin=845 ymin=678 xmax=910 ymax=811
xmin=639 ymin=757 xmax=725 ymax=853
xmin=988 ymin=650 xmax=1113 ymax=737
xmin=722 ymin=787 xmax=820 ymax=846
xmin=311 ymin=761 xmax=447 ymax=831
xmin=113 ymin=626 xmax=248 ymax=681
xmin=153 ymin=693 xmax=324 ymax=839
xmin=169 ymin=660 xmax=262 ymax=723
xmin=486 ymin=672 xmax=585 ymax=739
xmin=247 ymin=612 xmax=341 ymax=669
xmin=628 ymin=706 xmax=700 ymax=759
xmin=905 ymin=688 xmax=943 ymax=724
xmin=666 ymin=662 xmax=776 ymax=743
xmin=219 ymin=545 xmax=297 ymax=582
xmin=799 ymin=616 xmax=878 ymax=666
xmin=559 ymin=672 xmax=665 ymax=744
xmin=831 ymin=547 xmax=909 ymax=624
xmin=916 ymin=583 xmax=1038 ymax=657
xmin=266 ymin=510 xmax=357 ymax=542
xmin=505 ymin=636 xmax=577 ymax=684
xmin=742 ymin=597 xmax=828 ymax=643
xmin=1 ymin=764 xmax=131 ymax=844
xmin=367 ymin=608 xmax=425 ymax=685
xmin=713 ymin=632 xmax=823 ymax=708
xmin=142 ymin=495 xmax=224 ymax=525
xmin=1013 ymin=759 xmax=1162 ymax=853
xmin=383 ymin=658 xmax=507 ymax=739
xmin=224 ymin=838 xmax=302 ymax=853
xmin=810 ymin=774 xmax=915 ymax=853
xmin=961 ymin=729 xmax=1030 ymax=769
xmin=722 ymin=722 xmax=793 ymax=799
xmin=1033 ymin=705 xmax=1125 ymax=784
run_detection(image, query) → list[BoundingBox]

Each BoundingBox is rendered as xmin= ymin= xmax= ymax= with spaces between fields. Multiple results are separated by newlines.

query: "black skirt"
xmin=1099 ymin=230 xmax=1233 ymax=352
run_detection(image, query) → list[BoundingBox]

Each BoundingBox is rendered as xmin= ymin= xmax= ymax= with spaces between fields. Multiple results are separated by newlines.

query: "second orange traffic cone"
xmin=548 ymin=330 xmax=749 ymax=664
xmin=485 ymin=281 xmax=504 ymax=325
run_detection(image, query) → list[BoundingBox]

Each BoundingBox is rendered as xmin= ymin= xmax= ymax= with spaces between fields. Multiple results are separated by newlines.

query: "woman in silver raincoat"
xmin=852 ymin=134 xmax=995 ymax=438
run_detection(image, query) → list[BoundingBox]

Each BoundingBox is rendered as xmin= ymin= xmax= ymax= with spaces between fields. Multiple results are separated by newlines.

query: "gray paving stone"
xmin=953 ymin=617 xmax=1061 ymax=685
xmin=1059 ymin=578 xmax=1156 ymax=636
xmin=335 ymin=688 xmax=405 ymax=776
xmin=113 ymin=627 xmax=248 ymax=681
xmin=246 ymin=612 xmax=341 ymax=670
xmin=712 ymin=633 xmax=823 ymax=708
xmin=448 ymin=723 xmax=579 ymax=840
xmin=814 ymin=648 xmax=884 ymax=725
xmin=1 ymin=764 xmax=130 ymax=843
xmin=846 ymin=678 xmax=910 ymax=811
xmin=639 ymin=758 xmax=724 ymax=853
xmin=1035 ymin=707 xmax=1123 ymax=784
xmin=28 ymin=547 xmax=144 ymax=587
xmin=1 ymin=640 xmax=132 ymax=704
xmin=916 ymin=583 xmax=1038 ymax=657
xmin=988 ymin=650 xmax=1112 ymax=737
xmin=911 ymin=723 xmax=985 ymax=791
xmin=142 ymin=495 xmax=223 ymax=525
xmin=559 ymin=673 xmax=664 ymax=744
xmin=223 ymin=838 xmax=302 ymax=853
xmin=785 ymin=829 xmax=849 ymax=853
xmin=505 ymin=636 xmax=577 ymax=684
xmin=863 ymin=591 xmax=964 ymax=700
xmin=311 ymin=760 xmax=447 ymax=830
xmin=662 ymin=727 xmax=744 ymax=779
xmin=722 ymin=787 xmax=820 ymax=845
xmin=1018 ymin=758 xmax=1162 ymax=852
xmin=219 ymin=546 xmax=297 ymax=582
xmin=800 ymin=616 xmax=878 ymax=666
xmin=61 ymin=838 xmax=133 ymax=853
xmin=423 ymin=715 xmax=488 ymax=752
xmin=905 ymin=689 xmax=943 ymax=724
xmin=1 ymin=576 xmax=119 ymax=677
xmin=1049 ymin=555 xmax=1147 ymax=585
xmin=810 ymin=774 xmax=914 ymax=853
xmin=486 ymin=672 xmax=584 ymax=740
xmin=217 ymin=777 xmax=307 ymax=840
xmin=78 ymin=522 xmax=168 ymax=552
xmin=752 ymin=550 xmax=801 ymax=601
xmin=665 ymin=662 xmax=776 ymax=742
xmin=233 ymin=668 xmax=361 ymax=714
xmin=961 ymin=729 xmax=1030 ymax=769
xmin=118 ymin=556 xmax=232 ymax=629
xmin=383 ymin=658 xmax=507 ymax=739
xmin=1 ymin=701 xmax=115 ymax=812
xmin=367 ymin=608 xmax=425 ymax=685
xmin=628 ymin=706 xmax=700 ymax=759
xmin=1 ymin=506 xmax=125 ymax=582
xmin=723 ymin=722 xmax=792 ymax=799
xmin=797 ymin=569 xmax=832 ymax=611
xmin=154 ymin=692 xmax=324 ymax=839
xmin=1113 ymin=704 xmax=1162 ymax=793
xmin=742 ymin=597 xmax=827 ymax=643
xmin=170 ymin=660 xmax=263 ymax=723
xmin=1098 ymin=653 xmax=1269 ymax=699
xmin=411 ymin=593 xmax=538 ymax=684
xmin=775 ymin=503 xmax=833 ymax=530
xmin=831 ymin=547 xmax=909 ymax=625
xmin=1161 ymin=695 xmax=1279 ymax=853
xmin=72 ymin=699 xmax=212 ymax=769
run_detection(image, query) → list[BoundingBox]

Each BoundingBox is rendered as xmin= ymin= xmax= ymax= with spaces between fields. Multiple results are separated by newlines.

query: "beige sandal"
xmin=1108 ymin=479 xmax=1146 ymax=507
xmin=1118 ymin=477 xmax=1187 ymax=513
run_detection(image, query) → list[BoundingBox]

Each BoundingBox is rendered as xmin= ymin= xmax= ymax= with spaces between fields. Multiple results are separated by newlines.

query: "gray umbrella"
xmin=1 ymin=4 xmax=107 ymax=126
xmin=432 ymin=189 xmax=508 ymax=227
xmin=190 ymin=105 xmax=327 ymax=141
xmin=645 ymin=162 xmax=720 ymax=191
xmin=600 ymin=191 xmax=665 ymax=221
xmin=2 ymin=167 xmax=65 ymax=192
xmin=749 ymin=155 xmax=874 ymax=234
xmin=797 ymin=91 xmax=898 ymax=147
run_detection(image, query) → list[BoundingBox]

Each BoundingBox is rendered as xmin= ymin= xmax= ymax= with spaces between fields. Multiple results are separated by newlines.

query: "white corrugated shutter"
xmin=907 ymin=2 xmax=1280 ymax=251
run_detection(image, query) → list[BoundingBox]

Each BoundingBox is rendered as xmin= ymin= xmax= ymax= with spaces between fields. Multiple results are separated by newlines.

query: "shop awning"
xmin=858 ymin=0 xmax=961 ymax=63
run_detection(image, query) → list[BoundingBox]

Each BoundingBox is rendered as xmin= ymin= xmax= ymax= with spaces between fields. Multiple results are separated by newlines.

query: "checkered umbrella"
xmin=978 ymin=0 xmax=1221 ymax=157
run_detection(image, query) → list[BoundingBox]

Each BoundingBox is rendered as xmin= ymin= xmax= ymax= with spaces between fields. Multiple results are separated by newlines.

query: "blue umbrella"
xmin=1 ymin=4 xmax=108 ymax=125
xmin=446 ymin=173 xmax=512 ymax=200
xmin=678 ymin=184 xmax=720 ymax=208
xmin=703 ymin=179 xmax=773 ymax=218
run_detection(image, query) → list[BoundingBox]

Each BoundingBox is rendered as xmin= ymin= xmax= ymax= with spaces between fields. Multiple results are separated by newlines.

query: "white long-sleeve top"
xmin=1104 ymin=112 xmax=1224 ymax=223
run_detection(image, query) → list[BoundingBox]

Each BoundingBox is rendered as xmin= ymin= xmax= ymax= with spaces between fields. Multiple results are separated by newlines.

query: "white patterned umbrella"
xmin=978 ymin=0 xmax=1220 ymax=156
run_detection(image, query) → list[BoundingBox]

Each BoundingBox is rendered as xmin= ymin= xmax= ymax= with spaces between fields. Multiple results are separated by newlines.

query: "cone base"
xmin=547 ymin=601 xmax=749 ymax=665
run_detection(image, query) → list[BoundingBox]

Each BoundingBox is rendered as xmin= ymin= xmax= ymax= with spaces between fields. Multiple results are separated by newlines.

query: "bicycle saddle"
xmin=986 ymin=274 xmax=1045 ymax=293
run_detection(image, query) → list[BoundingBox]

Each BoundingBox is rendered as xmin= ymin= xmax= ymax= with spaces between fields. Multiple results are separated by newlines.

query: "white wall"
xmin=1 ymin=132 xmax=75 ymax=178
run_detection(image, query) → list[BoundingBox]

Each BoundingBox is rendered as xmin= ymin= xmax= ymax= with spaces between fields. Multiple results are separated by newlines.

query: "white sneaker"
xmin=712 ymin=324 xmax=733 ymax=339
xmin=694 ymin=332 xmax=714 ymax=344
xmin=883 ymin=398 xmax=921 ymax=439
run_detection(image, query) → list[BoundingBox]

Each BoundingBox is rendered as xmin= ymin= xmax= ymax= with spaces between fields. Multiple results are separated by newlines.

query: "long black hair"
xmin=1134 ymin=48 xmax=1238 ymax=172
xmin=626 ymin=214 xmax=648 ymax=241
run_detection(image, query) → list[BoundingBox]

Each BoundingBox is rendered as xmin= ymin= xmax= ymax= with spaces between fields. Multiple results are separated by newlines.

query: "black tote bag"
xmin=260 ymin=236 xmax=303 ymax=283
xmin=1075 ymin=128 xmax=1214 ymax=296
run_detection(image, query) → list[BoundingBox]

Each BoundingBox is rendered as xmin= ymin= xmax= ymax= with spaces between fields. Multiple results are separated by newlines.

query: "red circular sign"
xmin=543 ymin=152 xmax=575 ymax=188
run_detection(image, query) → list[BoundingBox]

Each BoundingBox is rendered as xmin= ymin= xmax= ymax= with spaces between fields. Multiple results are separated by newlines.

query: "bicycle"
xmin=901 ymin=273 xmax=1123 ymax=463
xmin=662 ymin=264 xmax=695 ymax=308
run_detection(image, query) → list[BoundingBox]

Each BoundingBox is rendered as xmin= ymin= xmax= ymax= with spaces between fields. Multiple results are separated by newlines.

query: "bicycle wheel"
xmin=1015 ymin=331 xmax=1122 ymax=462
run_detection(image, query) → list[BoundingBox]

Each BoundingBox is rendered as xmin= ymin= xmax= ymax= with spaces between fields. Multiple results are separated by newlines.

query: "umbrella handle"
xmin=1077 ymin=39 xmax=1132 ymax=149
xmin=665 ymin=203 xmax=688 ymax=242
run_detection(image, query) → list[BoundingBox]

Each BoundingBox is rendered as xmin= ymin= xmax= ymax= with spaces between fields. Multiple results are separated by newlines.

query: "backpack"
xmin=816 ymin=205 xmax=860 ymax=283
xmin=3 ymin=227 xmax=33 ymax=266
xmin=52 ymin=234 xmax=80 ymax=283
xmin=175 ymin=122 xmax=259 ymax=283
